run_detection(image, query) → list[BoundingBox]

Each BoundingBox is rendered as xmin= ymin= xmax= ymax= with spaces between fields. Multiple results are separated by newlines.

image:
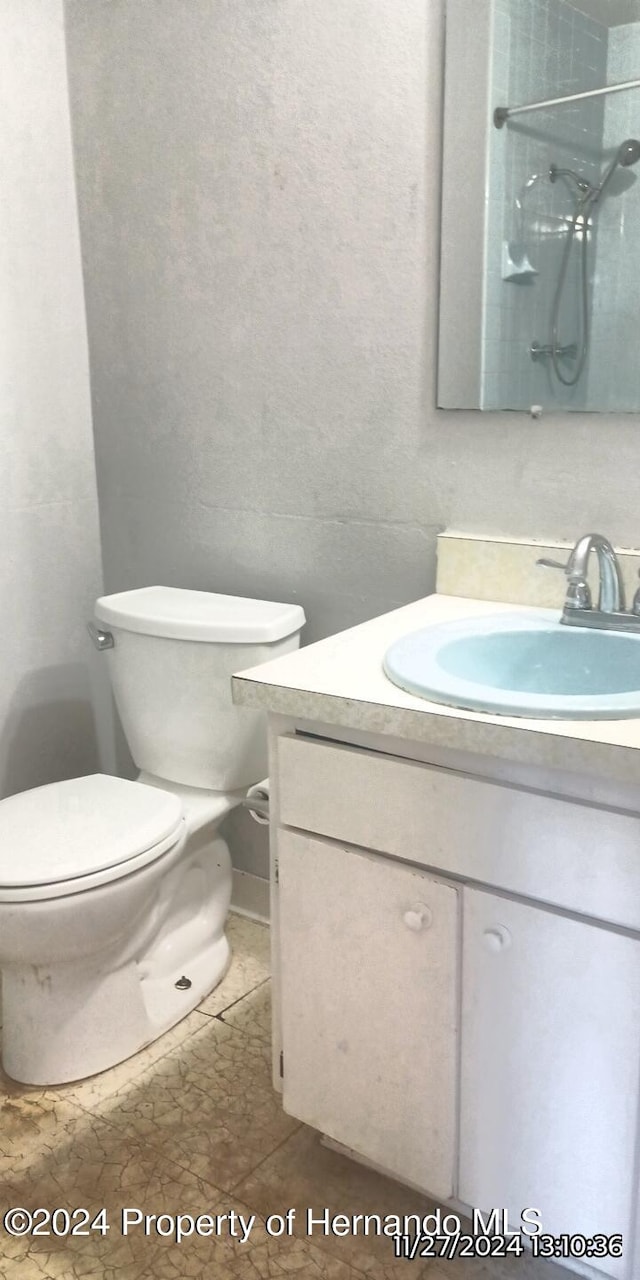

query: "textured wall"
xmin=64 ymin=0 xmax=441 ymax=646
xmin=0 ymin=0 xmax=105 ymax=797
xmin=63 ymin=0 xmax=640 ymax=863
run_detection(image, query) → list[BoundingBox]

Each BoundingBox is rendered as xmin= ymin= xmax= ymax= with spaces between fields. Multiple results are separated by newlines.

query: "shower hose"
xmin=551 ymin=206 xmax=590 ymax=387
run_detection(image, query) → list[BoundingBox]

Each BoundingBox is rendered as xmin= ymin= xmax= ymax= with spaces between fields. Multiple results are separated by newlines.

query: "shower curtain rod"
xmin=494 ymin=77 xmax=640 ymax=128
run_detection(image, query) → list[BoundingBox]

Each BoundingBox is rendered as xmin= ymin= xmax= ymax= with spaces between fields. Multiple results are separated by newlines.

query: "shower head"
xmin=592 ymin=138 xmax=640 ymax=202
xmin=618 ymin=138 xmax=640 ymax=167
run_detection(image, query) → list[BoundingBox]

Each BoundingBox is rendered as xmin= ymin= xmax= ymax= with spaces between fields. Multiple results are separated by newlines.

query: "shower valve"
xmin=530 ymin=340 xmax=577 ymax=362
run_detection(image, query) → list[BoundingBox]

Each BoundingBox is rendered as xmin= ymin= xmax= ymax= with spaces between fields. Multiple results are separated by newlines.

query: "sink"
xmin=383 ymin=611 xmax=640 ymax=719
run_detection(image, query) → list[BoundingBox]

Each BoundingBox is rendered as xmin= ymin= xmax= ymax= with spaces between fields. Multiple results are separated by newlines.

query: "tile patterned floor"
xmin=0 ymin=913 xmax=574 ymax=1279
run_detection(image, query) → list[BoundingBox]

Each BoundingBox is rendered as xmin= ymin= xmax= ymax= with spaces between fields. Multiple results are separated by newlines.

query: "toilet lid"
xmin=0 ymin=775 xmax=183 ymax=888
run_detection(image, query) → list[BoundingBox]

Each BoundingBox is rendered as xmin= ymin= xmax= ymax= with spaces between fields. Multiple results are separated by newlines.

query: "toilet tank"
xmin=94 ymin=586 xmax=305 ymax=790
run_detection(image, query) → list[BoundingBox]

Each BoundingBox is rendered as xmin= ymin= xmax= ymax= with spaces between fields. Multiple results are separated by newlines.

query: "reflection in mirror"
xmin=438 ymin=0 xmax=640 ymax=412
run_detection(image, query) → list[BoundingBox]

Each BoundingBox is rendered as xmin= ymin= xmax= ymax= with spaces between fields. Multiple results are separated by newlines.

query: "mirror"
xmin=438 ymin=0 xmax=640 ymax=412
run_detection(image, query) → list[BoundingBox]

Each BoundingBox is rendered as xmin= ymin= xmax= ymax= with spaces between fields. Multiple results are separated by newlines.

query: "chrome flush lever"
xmin=86 ymin=621 xmax=114 ymax=650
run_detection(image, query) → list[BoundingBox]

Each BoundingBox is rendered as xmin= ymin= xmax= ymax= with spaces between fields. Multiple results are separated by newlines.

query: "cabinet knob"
xmin=403 ymin=904 xmax=433 ymax=932
xmin=483 ymin=925 xmax=512 ymax=952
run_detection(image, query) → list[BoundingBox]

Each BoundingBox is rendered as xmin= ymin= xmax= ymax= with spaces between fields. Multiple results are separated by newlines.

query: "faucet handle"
xmin=536 ymin=556 xmax=591 ymax=609
xmin=536 ymin=557 xmax=569 ymax=571
xmin=632 ymin=572 xmax=640 ymax=617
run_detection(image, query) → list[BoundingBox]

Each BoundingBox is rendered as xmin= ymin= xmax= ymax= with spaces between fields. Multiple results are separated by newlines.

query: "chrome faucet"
xmin=538 ymin=532 xmax=640 ymax=631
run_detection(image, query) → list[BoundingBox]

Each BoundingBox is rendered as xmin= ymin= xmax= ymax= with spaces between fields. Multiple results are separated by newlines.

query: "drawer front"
xmin=277 ymin=733 xmax=640 ymax=930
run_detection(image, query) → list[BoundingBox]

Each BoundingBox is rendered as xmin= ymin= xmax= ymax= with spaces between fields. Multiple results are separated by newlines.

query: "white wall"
xmin=0 ymin=0 xmax=105 ymax=796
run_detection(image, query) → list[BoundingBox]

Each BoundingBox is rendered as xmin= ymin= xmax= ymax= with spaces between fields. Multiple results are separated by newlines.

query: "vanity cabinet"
xmin=273 ymin=729 xmax=640 ymax=1279
xmin=278 ymin=829 xmax=458 ymax=1198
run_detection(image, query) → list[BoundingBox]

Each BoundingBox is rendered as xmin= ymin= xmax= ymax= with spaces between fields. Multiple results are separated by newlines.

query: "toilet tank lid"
xmin=95 ymin=586 xmax=306 ymax=643
xmin=0 ymin=775 xmax=183 ymax=887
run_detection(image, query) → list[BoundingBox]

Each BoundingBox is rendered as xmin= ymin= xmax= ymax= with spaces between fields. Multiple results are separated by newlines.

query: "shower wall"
xmin=482 ymin=0 xmax=608 ymax=410
xmin=588 ymin=23 xmax=640 ymax=410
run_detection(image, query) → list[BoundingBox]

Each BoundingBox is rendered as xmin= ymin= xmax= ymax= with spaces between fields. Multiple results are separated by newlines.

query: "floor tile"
xmin=234 ymin=1124 xmax=443 ymax=1279
xmin=220 ymin=1227 xmax=368 ymax=1278
xmin=198 ymin=913 xmax=270 ymax=1016
xmin=425 ymin=1258 xmax=572 ymax=1278
xmin=94 ymin=1014 xmax=299 ymax=1192
xmin=0 ymin=1105 xmax=359 ymax=1279
xmin=0 ymin=1088 xmax=87 ymax=1176
xmin=220 ymin=978 xmax=272 ymax=1045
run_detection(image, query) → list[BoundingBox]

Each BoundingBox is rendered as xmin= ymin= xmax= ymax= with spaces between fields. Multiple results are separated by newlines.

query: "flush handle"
xmin=87 ymin=622 xmax=114 ymax=651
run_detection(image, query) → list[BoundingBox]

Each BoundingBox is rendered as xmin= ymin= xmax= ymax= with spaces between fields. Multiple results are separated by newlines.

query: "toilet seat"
xmin=0 ymin=774 xmax=185 ymax=903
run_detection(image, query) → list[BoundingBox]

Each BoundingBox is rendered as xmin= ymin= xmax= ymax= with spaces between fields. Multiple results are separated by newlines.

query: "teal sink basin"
xmin=383 ymin=611 xmax=640 ymax=719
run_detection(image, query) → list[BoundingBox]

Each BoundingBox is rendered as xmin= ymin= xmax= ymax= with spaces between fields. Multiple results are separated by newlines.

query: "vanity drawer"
xmin=276 ymin=733 xmax=640 ymax=931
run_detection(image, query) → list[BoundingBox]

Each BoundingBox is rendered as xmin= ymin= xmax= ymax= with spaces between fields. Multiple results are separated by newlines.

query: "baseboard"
xmin=231 ymin=869 xmax=270 ymax=923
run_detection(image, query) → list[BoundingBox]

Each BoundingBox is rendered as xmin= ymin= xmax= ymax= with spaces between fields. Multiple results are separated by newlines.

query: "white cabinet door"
xmin=460 ymin=888 xmax=640 ymax=1279
xmin=278 ymin=828 xmax=459 ymax=1198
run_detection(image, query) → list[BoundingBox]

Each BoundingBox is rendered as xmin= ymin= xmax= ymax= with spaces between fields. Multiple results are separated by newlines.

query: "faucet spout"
xmin=566 ymin=533 xmax=625 ymax=613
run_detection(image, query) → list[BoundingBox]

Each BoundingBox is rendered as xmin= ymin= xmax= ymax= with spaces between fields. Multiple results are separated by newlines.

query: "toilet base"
xmin=1 ymin=932 xmax=230 ymax=1087
xmin=141 ymin=931 xmax=230 ymax=1041
xmin=0 ymin=809 xmax=235 ymax=1085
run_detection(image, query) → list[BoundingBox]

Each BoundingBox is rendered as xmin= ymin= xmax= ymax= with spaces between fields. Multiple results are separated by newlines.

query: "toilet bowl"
xmin=0 ymin=586 xmax=304 ymax=1085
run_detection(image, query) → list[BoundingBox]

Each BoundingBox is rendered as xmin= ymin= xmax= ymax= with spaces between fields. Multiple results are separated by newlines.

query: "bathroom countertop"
xmin=232 ymin=593 xmax=640 ymax=785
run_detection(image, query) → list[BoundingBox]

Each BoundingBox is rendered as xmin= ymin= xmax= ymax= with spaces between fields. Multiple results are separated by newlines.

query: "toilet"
xmin=0 ymin=586 xmax=304 ymax=1086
